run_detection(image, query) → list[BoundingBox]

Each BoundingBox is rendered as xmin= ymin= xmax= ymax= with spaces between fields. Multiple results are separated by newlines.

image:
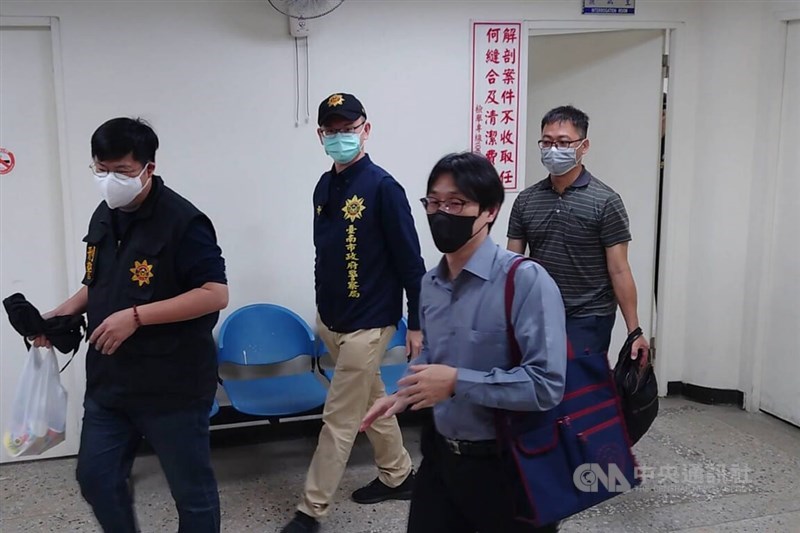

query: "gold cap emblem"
xmin=327 ymin=94 xmax=345 ymax=107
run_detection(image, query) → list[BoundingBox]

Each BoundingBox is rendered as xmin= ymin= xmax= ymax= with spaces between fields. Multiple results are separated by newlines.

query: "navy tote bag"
xmin=496 ymin=257 xmax=640 ymax=527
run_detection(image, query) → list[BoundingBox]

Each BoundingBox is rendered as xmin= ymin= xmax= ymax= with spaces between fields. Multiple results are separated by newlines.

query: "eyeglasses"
xmin=537 ymin=138 xmax=585 ymax=150
xmin=420 ymin=197 xmax=474 ymax=215
xmin=90 ymin=162 xmax=149 ymax=179
xmin=320 ymin=120 xmax=366 ymax=138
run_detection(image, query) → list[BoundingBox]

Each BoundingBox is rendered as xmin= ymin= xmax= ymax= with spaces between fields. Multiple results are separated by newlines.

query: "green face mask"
xmin=323 ymin=133 xmax=361 ymax=164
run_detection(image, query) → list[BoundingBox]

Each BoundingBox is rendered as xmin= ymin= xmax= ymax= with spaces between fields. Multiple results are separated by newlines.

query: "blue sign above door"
xmin=582 ymin=0 xmax=635 ymax=15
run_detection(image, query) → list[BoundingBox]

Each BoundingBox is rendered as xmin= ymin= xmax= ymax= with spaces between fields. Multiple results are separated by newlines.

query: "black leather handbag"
xmin=613 ymin=327 xmax=658 ymax=445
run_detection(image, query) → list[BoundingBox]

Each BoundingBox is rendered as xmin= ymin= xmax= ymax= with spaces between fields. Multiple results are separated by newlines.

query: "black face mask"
xmin=427 ymin=211 xmax=479 ymax=253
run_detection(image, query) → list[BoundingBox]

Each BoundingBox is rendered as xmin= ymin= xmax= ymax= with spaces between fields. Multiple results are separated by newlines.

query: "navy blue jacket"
xmin=313 ymin=155 xmax=425 ymax=333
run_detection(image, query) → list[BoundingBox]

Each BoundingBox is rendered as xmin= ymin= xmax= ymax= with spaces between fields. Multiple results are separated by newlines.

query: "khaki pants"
xmin=298 ymin=316 xmax=413 ymax=518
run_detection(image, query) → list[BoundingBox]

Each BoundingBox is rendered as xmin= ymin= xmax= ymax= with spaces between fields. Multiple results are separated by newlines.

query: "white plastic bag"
xmin=3 ymin=347 xmax=67 ymax=457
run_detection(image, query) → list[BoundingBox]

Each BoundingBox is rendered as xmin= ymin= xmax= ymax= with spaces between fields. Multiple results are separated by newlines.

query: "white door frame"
xmin=523 ymin=19 xmax=684 ymax=396
xmin=0 ymin=16 xmax=83 ymax=454
xmin=0 ymin=16 xmax=78 ymax=290
xmin=746 ymin=9 xmax=800 ymax=414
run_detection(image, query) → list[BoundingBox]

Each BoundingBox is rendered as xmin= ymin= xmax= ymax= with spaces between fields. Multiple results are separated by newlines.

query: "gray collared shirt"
xmin=410 ymin=236 xmax=567 ymax=441
xmin=507 ymin=167 xmax=631 ymax=317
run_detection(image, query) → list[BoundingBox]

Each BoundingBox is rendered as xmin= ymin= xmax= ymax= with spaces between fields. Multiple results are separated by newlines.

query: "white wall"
xmin=0 ymin=0 xmax=796 ymax=409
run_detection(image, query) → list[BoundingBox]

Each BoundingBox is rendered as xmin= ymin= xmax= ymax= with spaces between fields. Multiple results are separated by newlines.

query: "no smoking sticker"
xmin=0 ymin=148 xmax=15 ymax=175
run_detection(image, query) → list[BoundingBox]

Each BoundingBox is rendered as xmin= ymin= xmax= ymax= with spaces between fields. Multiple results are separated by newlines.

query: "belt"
xmin=439 ymin=433 xmax=498 ymax=457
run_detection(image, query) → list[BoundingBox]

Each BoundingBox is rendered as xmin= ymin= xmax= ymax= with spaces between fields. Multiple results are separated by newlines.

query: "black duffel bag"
xmin=613 ymin=327 xmax=658 ymax=444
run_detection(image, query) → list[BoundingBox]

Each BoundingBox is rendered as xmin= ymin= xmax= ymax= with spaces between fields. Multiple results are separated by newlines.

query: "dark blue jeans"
xmin=76 ymin=396 xmax=220 ymax=533
xmin=565 ymin=314 xmax=616 ymax=356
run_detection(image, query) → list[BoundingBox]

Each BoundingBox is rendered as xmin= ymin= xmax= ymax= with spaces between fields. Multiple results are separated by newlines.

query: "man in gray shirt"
xmin=362 ymin=152 xmax=566 ymax=532
xmin=508 ymin=105 xmax=650 ymax=362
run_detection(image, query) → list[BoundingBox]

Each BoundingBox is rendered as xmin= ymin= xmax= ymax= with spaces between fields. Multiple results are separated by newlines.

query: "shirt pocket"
xmin=565 ymin=209 xmax=601 ymax=248
xmin=125 ymin=240 xmax=166 ymax=303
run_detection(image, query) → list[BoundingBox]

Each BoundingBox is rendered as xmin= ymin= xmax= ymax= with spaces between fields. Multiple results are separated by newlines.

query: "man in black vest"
xmin=282 ymin=93 xmax=426 ymax=533
xmin=33 ymin=117 xmax=227 ymax=532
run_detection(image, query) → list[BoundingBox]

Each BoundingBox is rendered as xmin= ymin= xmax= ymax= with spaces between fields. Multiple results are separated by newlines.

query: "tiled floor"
xmin=1 ymin=398 xmax=798 ymax=532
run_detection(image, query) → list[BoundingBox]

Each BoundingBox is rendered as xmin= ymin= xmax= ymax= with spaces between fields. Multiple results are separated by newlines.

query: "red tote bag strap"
xmin=505 ymin=256 xmax=574 ymax=367
xmin=505 ymin=256 xmax=535 ymax=367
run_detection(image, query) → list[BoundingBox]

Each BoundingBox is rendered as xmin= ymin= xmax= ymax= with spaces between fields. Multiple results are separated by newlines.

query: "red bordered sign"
xmin=471 ymin=22 xmax=522 ymax=190
xmin=0 ymin=148 xmax=15 ymax=175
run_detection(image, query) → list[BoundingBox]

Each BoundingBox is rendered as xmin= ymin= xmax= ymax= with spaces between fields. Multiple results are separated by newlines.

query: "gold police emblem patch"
xmin=327 ymin=94 xmax=345 ymax=107
xmin=342 ymin=195 xmax=366 ymax=222
xmin=84 ymin=245 xmax=97 ymax=282
xmin=130 ymin=260 xmax=154 ymax=286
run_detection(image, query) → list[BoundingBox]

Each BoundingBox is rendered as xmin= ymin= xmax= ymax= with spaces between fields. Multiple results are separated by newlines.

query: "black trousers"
xmin=407 ymin=422 xmax=558 ymax=533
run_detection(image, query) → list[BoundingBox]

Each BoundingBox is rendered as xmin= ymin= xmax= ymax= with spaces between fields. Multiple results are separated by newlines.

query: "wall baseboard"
xmin=667 ymin=381 xmax=744 ymax=408
xmin=200 ymin=406 xmax=431 ymax=450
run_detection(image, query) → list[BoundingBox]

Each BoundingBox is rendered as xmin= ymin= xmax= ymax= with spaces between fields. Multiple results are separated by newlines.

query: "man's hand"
xmin=630 ymin=335 xmax=651 ymax=367
xmin=31 ymin=287 xmax=89 ymax=351
xmin=360 ymin=394 xmax=410 ymax=431
xmin=406 ymin=329 xmax=423 ymax=360
xmin=397 ymin=364 xmax=457 ymax=411
xmin=31 ymin=311 xmax=55 ymax=349
xmin=89 ymin=308 xmax=139 ymax=355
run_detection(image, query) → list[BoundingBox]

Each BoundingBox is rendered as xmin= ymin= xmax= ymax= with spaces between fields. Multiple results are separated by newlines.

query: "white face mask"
xmin=93 ymin=165 xmax=149 ymax=209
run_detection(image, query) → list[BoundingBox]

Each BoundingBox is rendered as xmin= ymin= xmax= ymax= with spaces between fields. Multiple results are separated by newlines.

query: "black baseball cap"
xmin=317 ymin=93 xmax=367 ymax=126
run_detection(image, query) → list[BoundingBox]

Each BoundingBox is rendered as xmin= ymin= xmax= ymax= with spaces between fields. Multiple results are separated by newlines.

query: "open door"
xmin=759 ymin=20 xmax=800 ymax=427
xmin=525 ymin=29 xmax=664 ymax=369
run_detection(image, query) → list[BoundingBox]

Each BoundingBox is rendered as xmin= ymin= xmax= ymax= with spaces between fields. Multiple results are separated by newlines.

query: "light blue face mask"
xmin=540 ymin=143 xmax=584 ymax=176
xmin=323 ymin=133 xmax=361 ymax=164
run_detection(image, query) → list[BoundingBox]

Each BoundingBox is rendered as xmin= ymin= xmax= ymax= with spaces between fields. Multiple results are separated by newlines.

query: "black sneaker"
xmin=351 ymin=471 xmax=415 ymax=504
xmin=280 ymin=511 xmax=320 ymax=533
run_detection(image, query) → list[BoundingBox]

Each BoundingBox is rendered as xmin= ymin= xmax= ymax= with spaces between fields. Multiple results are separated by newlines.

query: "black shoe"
xmin=280 ymin=511 xmax=320 ymax=533
xmin=351 ymin=471 xmax=415 ymax=504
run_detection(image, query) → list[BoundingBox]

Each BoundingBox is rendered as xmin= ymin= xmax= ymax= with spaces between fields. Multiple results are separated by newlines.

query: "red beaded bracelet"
xmin=132 ymin=305 xmax=142 ymax=327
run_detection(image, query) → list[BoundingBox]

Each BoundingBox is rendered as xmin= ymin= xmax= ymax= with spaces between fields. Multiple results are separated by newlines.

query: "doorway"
xmin=525 ymin=29 xmax=666 ymax=367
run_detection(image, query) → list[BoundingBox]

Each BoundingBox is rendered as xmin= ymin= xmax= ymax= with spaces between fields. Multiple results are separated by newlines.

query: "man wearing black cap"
xmin=281 ymin=93 xmax=426 ymax=533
